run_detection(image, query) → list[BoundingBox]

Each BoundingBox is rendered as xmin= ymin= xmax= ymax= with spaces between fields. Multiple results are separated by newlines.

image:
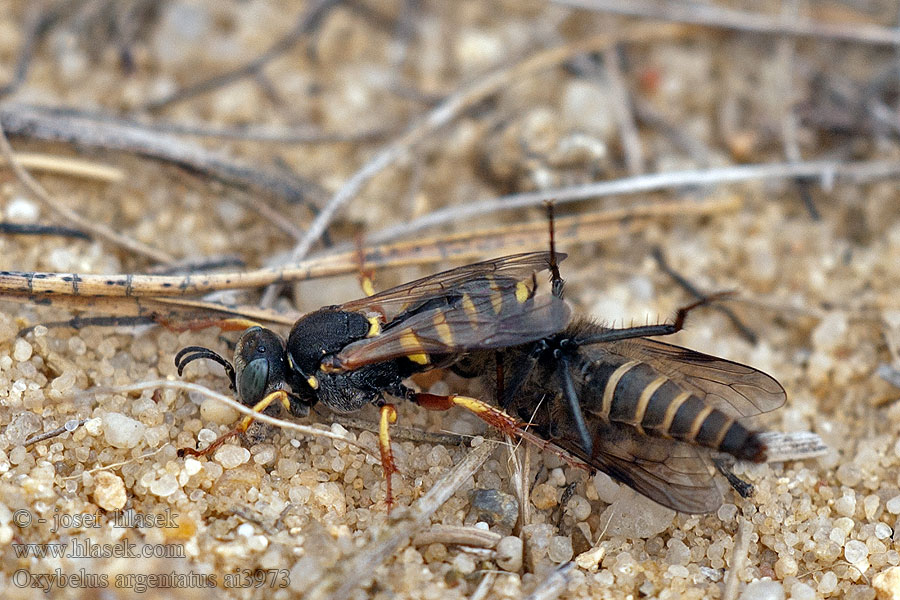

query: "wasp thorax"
xmin=233 ymin=326 xmax=288 ymax=405
xmin=286 ymin=309 xmax=371 ymax=377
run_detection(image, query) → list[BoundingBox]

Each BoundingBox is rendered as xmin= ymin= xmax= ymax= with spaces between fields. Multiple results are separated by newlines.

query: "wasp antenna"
xmin=174 ymin=346 xmax=236 ymax=387
xmin=545 ymin=201 xmax=564 ymax=298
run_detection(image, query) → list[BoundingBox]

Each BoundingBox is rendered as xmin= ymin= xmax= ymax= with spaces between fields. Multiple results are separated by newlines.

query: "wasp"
xmin=175 ymin=251 xmax=571 ymax=506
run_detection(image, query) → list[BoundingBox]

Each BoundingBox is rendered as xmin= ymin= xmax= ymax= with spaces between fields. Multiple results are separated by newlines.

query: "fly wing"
xmin=337 ymin=252 xmax=563 ymax=322
xmin=332 ymin=293 xmax=570 ymax=369
xmin=602 ymin=337 xmax=785 ymax=419
xmin=560 ymin=421 xmax=723 ymax=514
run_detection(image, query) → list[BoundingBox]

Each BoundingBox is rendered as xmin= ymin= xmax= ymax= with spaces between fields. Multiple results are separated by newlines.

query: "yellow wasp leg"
xmin=179 ymin=389 xmax=291 ymax=458
xmin=378 ymin=404 xmax=399 ymax=512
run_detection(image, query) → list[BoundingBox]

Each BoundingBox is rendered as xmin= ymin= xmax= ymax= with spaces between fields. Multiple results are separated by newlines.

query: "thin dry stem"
xmin=0 ymin=119 xmax=173 ymax=263
xmin=306 ymin=441 xmax=497 ymax=600
xmin=284 ymin=23 xmax=693 ymax=266
xmin=73 ymin=380 xmax=380 ymax=462
xmin=1 ymin=152 xmax=124 ymax=182
xmin=556 ymin=0 xmax=900 ymax=46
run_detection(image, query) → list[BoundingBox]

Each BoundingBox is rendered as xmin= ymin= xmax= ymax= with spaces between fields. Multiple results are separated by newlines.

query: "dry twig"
xmin=555 ymin=0 xmax=900 ymax=46
xmin=0 ymin=104 xmax=326 ymax=205
xmin=0 ymin=118 xmax=173 ymax=263
xmin=365 ymin=158 xmax=900 ymax=243
xmin=306 ymin=441 xmax=497 ymax=600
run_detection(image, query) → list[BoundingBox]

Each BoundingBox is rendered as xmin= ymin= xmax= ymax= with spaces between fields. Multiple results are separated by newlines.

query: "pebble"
xmin=739 ymin=579 xmax=784 ymax=600
xmin=887 ymin=495 xmax=900 ymax=515
xmin=496 ymin=536 xmax=523 ymax=572
xmin=874 ymin=566 xmax=900 ymax=600
xmin=468 ymin=489 xmax=519 ymax=534
xmin=103 ymin=413 xmax=146 ymax=449
xmin=845 ymin=539 xmax=869 ymax=565
xmin=452 ymin=553 xmax=476 ymax=575
xmin=717 ymin=503 xmax=738 ymax=522
xmin=13 ymin=339 xmax=32 ymax=362
xmin=215 ymin=445 xmax=250 ymax=469
xmin=811 ymin=311 xmax=848 ymax=352
xmin=4 ymin=411 xmax=41 ymax=446
xmin=547 ymin=536 xmax=573 ymax=563
xmin=93 ymin=471 xmax=127 ymax=510
xmin=789 ymin=581 xmax=816 ymax=600
xmin=531 ymin=483 xmax=558 ymax=510
xmin=150 ymin=474 xmax=179 ymax=497
xmin=600 ymin=492 xmax=675 ymax=538
xmin=818 ymin=571 xmax=838 ymax=594
xmin=183 ymin=458 xmax=202 ymax=476
xmin=6 ymin=197 xmax=39 ymax=222
xmin=835 ymin=492 xmax=857 ymax=517
xmin=200 ymin=398 xmax=239 ymax=426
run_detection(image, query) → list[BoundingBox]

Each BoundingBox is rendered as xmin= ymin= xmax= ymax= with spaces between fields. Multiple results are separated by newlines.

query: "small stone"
xmin=496 ymin=536 xmax=523 ymax=572
xmin=423 ymin=543 xmax=447 ymax=563
xmin=13 ymin=339 xmax=32 ymax=362
xmin=836 ymin=492 xmax=857 ymax=517
xmin=887 ymin=496 xmax=900 ymax=515
xmin=845 ymin=539 xmax=869 ymax=565
xmin=214 ymin=445 xmax=250 ymax=469
xmin=531 ymin=483 xmax=558 ymax=510
xmin=774 ymin=555 xmax=797 ymax=578
xmin=522 ymin=523 xmax=554 ymax=572
xmin=717 ymin=503 xmax=738 ymax=522
xmin=149 ymin=474 xmax=179 ymax=497
xmin=666 ymin=539 xmax=691 ymax=566
xmin=874 ymin=566 xmax=900 ymax=600
xmin=566 ymin=495 xmax=592 ymax=522
xmin=84 ymin=418 xmax=102 ymax=436
xmin=876 ymin=523 xmax=893 ymax=539
xmin=199 ymin=398 xmax=239 ymax=426
xmin=468 ymin=489 xmax=519 ymax=534
xmin=4 ymin=411 xmax=41 ymax=446
xmin=811 ymin=311 xmax=848 ymax=352
xmin=818 ymin=571 xmax=838 ymax=594
xmin=836 ymin=463 xmax=863 ymax=487
xmin=739 ymin=579 xmax=785 ymax=600
xmin=93 ymin=471 xmax=126 ymax=510
xmin=600 ymin=491 xmax=675 ymax=538
xmin=453 ymin=553 xmax=476 ymax=575
xmin=6 ymin=197 xmax=39 ymax=222
xmin=313 ymin=482 xmax=346 ymax=516
xmin=789 ymin=581 xmax=816 ymax=600
xmin=667 ymin=564 xmax=689 ymax=578
xmin=547 ymin=536 xmax=573 ymax=563
xmin=103 ymin=413 xmax=146 ymax=449
xmin=183 ymin=458 xmax=202 ymax=476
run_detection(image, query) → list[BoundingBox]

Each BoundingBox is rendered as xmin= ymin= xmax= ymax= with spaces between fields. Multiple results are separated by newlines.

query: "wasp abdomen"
xmin=589 ymin=358 xmax=765 ymax=462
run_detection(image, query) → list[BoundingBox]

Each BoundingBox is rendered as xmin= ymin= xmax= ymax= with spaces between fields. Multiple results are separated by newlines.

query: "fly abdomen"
xmin=590 ymin=357 xmax=766 ymax=462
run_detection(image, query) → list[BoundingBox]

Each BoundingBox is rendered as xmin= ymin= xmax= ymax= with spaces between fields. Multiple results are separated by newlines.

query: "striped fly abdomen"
xmin=584 ymin=353 xmax=766 ymax=462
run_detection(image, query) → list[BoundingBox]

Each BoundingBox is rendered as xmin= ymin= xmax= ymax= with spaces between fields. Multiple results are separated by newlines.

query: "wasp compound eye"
xmin=237 ymin=357 xmax=270 ymax=405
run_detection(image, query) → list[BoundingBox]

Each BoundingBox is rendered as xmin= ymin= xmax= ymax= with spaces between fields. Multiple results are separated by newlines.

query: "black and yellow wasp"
xmin=175 ymin=251 xmax=570 ymax=505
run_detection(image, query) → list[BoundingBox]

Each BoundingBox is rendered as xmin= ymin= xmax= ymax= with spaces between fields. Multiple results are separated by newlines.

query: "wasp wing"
xmin=338 ymin=252 xmax=564 ymax=322
xmin=333 ymin=292 xmax=570 ymax=369
xmin=558 ymin=420 xmax=723 ymax=513
xmin=602 ymin=337 xmax=785 ymax=419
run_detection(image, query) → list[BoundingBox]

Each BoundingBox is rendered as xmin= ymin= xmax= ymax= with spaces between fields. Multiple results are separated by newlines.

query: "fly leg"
xmin=713 ymin=457 xmax=755 ymax=499
xmin=178 ymin=389 xmax=292 ymax=458
xmin=573 ymin=292 xmax=736 ymax=345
